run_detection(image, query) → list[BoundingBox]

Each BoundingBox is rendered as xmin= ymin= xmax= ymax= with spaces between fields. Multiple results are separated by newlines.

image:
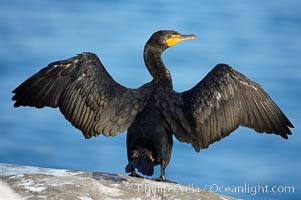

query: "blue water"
xmin=1 ymin=0 xmax=300 ymax=199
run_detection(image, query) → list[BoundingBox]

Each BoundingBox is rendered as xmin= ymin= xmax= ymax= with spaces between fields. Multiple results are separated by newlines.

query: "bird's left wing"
xmin=12 ymin=52 xmax=152 ymax=138
xmin=156 ymin=64 xmax=293 ymax=152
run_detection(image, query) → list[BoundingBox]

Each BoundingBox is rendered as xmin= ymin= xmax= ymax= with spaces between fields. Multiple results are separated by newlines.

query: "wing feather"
xmin=12 ymin=52 xmax=152 ymax=138
xmin=157 ymin=64 xmax=293 ymax=151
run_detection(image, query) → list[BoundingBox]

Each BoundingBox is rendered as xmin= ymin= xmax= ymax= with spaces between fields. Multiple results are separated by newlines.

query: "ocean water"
xmin=1 ymin=0 xmax=300 ymax=199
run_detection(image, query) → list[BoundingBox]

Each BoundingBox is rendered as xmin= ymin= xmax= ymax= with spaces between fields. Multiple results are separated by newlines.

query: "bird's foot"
xmin=129 ymin=171 xmax=144 ymax=178
xmin=152 ymin=176 xmax=177 ymax=184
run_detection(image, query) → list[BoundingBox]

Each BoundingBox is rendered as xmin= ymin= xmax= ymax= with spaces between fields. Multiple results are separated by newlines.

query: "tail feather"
xmin=125 ymin=146 xmax=155 ymax=176
xmin=125 ymin=158 xmax=154 ymax=176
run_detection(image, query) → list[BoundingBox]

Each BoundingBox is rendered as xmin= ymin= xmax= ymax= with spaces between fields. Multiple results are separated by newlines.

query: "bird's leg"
xmin=129 ymin=169 xmax=144 ymax=178
xmin=152 ymin=161 xmax=177 ymax=183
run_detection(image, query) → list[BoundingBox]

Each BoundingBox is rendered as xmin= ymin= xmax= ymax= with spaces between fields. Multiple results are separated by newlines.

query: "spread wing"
xmin=157 ymin=64 xmax=294 ymax=152
xmin=12 ymin=52 xmax=152 ymax=138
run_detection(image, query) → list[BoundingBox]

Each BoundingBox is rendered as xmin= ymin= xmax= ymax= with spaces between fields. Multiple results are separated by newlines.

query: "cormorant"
xmin=12 ymin=30 xmax=294 ymax=182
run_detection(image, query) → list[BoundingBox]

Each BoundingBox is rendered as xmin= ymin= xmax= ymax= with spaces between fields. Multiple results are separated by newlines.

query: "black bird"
xmin=12 ymin=30 xmax=294 ymax=182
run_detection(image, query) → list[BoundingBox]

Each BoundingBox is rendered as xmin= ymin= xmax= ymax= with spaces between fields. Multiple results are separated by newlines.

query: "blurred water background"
xmin=1 ymin=0 xmax=300 ymax=199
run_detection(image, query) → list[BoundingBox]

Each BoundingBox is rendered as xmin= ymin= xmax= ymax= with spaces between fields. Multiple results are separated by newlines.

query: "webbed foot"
xmin=129 ymin=170 xmax=144 ymax=178
xmin=152 ymin=176 xmax=177 ymax=183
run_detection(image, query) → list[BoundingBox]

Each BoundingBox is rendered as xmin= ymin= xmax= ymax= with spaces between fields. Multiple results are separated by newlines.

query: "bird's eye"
xmin=167 ymin=34 xmax=172 ymax=39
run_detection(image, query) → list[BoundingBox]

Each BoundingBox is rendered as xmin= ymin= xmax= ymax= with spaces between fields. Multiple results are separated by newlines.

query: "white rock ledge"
xmin=0 ymin=163 xmax=237 ymax=200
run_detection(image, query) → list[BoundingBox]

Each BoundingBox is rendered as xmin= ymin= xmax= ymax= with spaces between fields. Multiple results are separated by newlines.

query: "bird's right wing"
xmin=157 ymin=64 xmax=293 ymax=152
xmin=12 ymin=52 xmax=152 ymax=138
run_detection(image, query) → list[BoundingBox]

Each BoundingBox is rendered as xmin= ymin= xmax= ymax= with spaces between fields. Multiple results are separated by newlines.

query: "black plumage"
xmin=12 ymin=30 xmax=294 ymax=181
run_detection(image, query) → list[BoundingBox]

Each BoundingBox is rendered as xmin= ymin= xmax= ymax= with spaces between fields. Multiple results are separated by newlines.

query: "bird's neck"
xmin=144 ymin=46 xmax=173 ymax=88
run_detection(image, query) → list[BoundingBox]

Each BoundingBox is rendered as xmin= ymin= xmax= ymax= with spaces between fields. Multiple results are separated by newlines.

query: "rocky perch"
xmin=0 ymin=163 xmax=237 ymax=200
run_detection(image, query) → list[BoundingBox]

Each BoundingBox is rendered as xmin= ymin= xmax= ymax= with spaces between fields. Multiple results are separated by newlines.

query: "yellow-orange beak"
xmin=166 ymin=34 xmax=196 ymax=47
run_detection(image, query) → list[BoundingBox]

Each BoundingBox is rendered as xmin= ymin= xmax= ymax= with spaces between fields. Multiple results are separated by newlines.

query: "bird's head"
xmin=146 ymin=30 xmax=196 ymax=51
